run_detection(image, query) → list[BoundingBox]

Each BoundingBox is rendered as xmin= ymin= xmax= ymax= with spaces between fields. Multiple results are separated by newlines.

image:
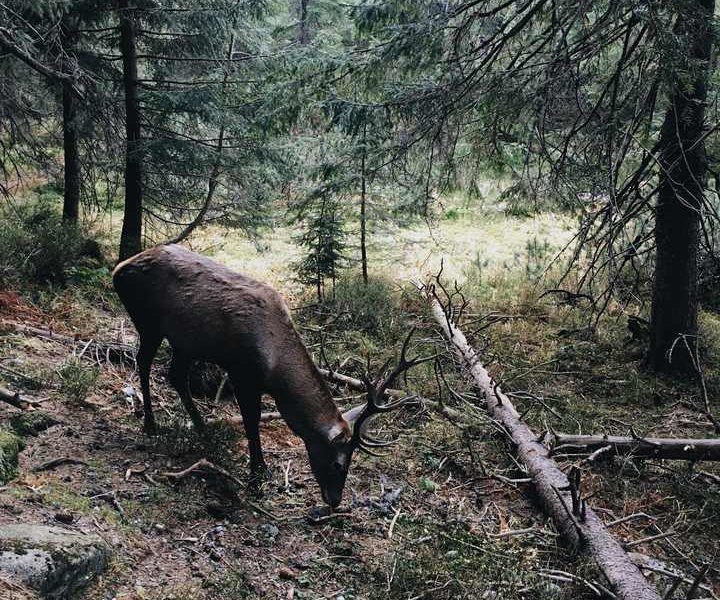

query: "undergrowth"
xmin=57 ymin=357 xmax=100 ymax=403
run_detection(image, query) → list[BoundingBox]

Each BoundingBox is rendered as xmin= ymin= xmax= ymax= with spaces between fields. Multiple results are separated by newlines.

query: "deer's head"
xmin=307 ymin=329 xmax=430 ymax=509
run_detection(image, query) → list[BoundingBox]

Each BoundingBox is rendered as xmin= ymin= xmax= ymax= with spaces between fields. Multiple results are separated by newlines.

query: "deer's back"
xmin=113 ymin=245 xmax=295 ymax=372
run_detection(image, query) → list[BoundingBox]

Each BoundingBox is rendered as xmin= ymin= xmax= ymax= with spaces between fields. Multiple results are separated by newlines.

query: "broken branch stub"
xmin=425 ymin=288 xmax=661 ymax=600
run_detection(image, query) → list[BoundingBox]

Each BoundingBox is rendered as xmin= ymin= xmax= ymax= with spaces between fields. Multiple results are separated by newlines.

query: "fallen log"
xmin=426 ymin=287 xmax=661 ymax=600
xmin=553 ymin=433 xmax=720 ymax=462
xmin=0 ymin=386 xmax=27 ymax=410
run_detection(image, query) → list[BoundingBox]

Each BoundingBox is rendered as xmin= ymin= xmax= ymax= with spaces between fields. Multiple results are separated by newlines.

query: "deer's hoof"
xmin=307 ymin=505 xmax=332 ymax=523
xmin=249 ymin=466 xmax=272 ymax=493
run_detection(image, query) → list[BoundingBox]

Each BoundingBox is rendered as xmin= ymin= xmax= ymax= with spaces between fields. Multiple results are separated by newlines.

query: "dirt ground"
xmin=1 ymin=287 xmax=719 ymax=600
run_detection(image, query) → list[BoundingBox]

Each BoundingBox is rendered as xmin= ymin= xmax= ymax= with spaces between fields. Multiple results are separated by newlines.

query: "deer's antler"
xmin=344 ymin=328 xmax=435 ymax=452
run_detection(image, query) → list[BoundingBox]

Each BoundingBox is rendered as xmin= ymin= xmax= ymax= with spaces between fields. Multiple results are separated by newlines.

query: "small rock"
xmin=258 ymin=523 xmax=279 ymax=538
xmin=154 ymin=523 xmax=166 ymax=532
xmin=278 ymin=566 xmax=298 ymax=580
xmin=256 ymin=523 xmax=279 ymax=547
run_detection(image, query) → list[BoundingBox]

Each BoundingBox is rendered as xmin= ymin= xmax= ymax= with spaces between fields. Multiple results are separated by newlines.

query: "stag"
xmin=113 ymin=244 xmax=426 ymax=507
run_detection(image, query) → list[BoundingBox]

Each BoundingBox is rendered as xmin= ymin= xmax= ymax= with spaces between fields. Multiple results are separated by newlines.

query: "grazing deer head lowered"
xmin=113 ymin=244 xmax=427 ymax=508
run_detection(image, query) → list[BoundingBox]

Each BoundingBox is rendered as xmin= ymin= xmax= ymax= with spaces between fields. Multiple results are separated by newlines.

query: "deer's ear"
xmin=342 ymin=403 xmax=365 ymax=430
xmin=326 ymin=421 xmax=352 ymax=444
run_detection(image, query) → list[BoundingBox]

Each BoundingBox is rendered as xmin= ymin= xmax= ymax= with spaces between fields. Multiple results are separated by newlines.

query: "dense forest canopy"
xmin=1 ymin=0 xmax=718 ymax=371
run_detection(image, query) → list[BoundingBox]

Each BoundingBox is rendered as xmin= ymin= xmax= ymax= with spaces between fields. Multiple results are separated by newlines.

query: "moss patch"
xmin=0 ymin=430 xmax=24 ymax=484
xmin=10 ymin=411 xmax=59 ymax=437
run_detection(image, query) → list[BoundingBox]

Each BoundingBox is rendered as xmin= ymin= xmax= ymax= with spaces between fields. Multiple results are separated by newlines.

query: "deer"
xmin=112 ymin=244 xmax=426 ymax=508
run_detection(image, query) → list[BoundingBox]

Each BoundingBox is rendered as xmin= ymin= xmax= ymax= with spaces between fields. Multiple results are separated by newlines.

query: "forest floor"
xmin=2 ymin=202 xmax=720 ymax=599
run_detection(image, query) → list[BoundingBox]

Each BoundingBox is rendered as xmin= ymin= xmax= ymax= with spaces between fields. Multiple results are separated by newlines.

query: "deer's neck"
xmin=268 ymin=347 xmax=342 ymax=442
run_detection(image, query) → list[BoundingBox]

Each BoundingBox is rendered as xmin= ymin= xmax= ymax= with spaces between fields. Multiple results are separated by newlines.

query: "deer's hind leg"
xmin=168 ymin=351 xmax=205 ymax=432
xmin=137 ymin=333 xmax=162 ymax=435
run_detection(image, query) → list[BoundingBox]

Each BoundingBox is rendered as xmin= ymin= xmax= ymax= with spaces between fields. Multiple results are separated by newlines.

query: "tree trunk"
xmin=60 ymin=17 xmax=80 ymax=223
xmin=118 ymin=0 xmax=143 ymax=261
xmin=61 ymin=79 xmax=80 ymax=223
xmin=298 ymin=0 xmax=309 ymax=45
xmin=648 ymin=0 xmax=715 ymax=374
xmin=360 ymin=123 xmax=368 ymax=284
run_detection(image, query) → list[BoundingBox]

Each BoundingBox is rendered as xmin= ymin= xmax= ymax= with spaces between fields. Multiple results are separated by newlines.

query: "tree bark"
xmin=553 ymin=433 xmax=720 ymax=462
xmin=360 ymin=122 xmax=368 ymax=284
xmin=60 ymin=18 xmax=80 ymax=223
xmin=426 ymin=289 xmax=661 ymax=600
xmin=648 ymin=0 xmax=715 ymax=374
xmin=118 ymin=0 xmax=143 ymax=261
xmin=62 ymin=80 xmax=80 ymax=222
xmin=0 ymin=385 xmax=26 ymax=410
xmin=298 ymin=0 xmax=309 ymax=45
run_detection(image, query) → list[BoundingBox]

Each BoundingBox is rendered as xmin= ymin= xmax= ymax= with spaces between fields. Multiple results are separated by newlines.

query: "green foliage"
xmin=203 ymin=569 xmax=255 ymax=599
xmin=66 ymin=264 xmax=112 ymax=290
xmin=57 ymin=357 xmax=99 ymax=403
xmin=418 ymin=476 xmax=439 ymax=492
xmin=443 ymin=207 xmax=460 ymax=221
xmin=293 ymin=196 xmax=347 ymax=301
xmin=332 ymin=272 xmax=399 ymax=335
xmin=525 ymin=236 xmax=552 ymax=280
xmin=0 ymin=203 xmax=87 ymax=287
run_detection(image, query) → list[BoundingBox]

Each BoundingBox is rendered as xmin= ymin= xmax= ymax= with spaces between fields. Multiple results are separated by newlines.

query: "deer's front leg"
xmin=230 ymin=376 xmax=270 ymax=488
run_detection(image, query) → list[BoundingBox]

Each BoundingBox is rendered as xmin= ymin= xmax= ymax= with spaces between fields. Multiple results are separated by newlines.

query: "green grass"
xmin=189 ymin=193 xmax=573 ymax=294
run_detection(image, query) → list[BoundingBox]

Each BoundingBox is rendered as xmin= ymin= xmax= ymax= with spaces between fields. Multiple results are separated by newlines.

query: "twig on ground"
xmin=606 ymin=513 xmax=656 ymax=528
xmin=92 ymin=491 xmax=126 ymax=520
xmin=491 ymin=474 xmax=532 ymax=486
xmin=624 ymin=530 xmax=676 ymax=549
xmin=488 ymin=527 xmax=545 ymax=539
xmin=161 ymin=458 xmax=278 ymax=520
xmin=32 ymin=457 xmax=89 ymax=472
xmin=387 ymin=507 xmax=402 ymax=539
xmin=535 ymin=568 xmax=615 ymax=598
